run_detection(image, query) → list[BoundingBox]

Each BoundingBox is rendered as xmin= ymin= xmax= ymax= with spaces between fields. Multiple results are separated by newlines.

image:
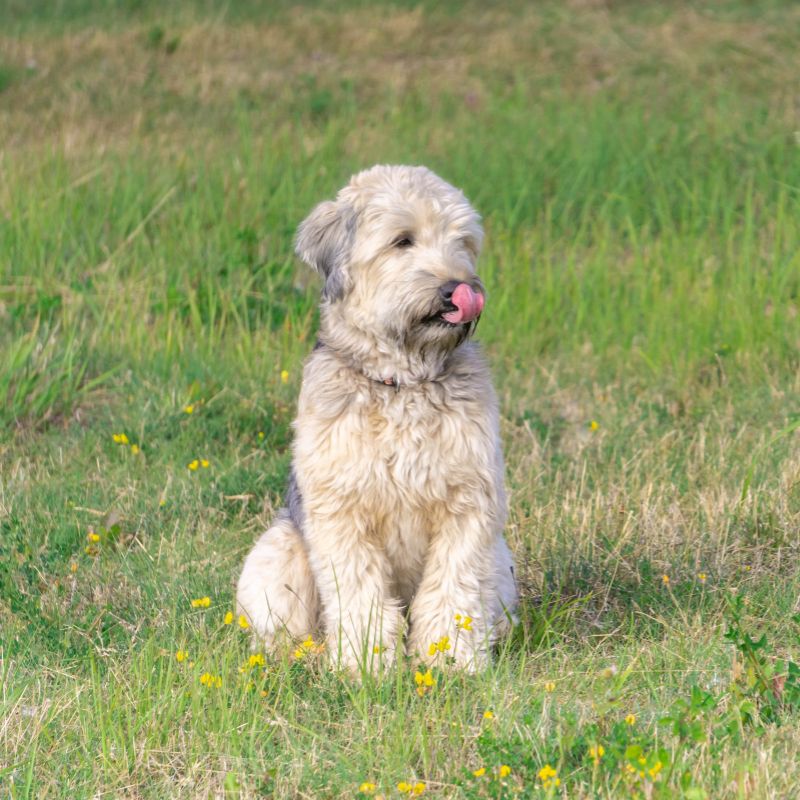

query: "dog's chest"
xmin=361 ymin=389 xmax=468 ymax=595
xmin=295 ymin=368 xmax=495 ymax=533
xmin=359 ymin=387 xmax=470 ymax=505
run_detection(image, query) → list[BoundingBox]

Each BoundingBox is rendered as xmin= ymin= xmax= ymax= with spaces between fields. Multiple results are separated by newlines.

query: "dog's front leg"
xmin=407 ymin=516 xmax=500 ymax=671
xmin=305 ymin=515 xmax=402 ymax=673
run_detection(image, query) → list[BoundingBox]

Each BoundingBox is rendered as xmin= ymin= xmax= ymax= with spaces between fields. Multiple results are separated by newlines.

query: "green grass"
xmin=2 ymin=1 xmax=800 ymax=797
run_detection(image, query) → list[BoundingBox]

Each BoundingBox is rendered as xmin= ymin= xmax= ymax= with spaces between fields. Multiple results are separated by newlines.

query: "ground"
xmin=1 ymin=1 xmax=800 ymax=797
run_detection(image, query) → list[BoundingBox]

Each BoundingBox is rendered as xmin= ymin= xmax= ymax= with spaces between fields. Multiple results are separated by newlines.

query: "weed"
xmin=724 ymin=592 xmax=800 ymax=725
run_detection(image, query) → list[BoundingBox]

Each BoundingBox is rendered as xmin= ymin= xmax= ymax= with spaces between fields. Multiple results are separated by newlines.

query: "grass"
xmin=1 ymin=0 xmax=800 ymax=797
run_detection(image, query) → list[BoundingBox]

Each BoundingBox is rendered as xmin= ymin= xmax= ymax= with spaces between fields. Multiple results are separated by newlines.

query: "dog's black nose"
xmin=439 ymin=280 xmax=461 ymax=304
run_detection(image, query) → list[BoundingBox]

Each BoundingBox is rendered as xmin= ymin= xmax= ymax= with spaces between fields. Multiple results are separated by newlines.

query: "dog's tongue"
xmin=442 ymin=283 xmax=484 ymax=324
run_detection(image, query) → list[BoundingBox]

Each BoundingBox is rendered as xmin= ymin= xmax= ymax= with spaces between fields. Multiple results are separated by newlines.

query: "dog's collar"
xmin=315 ymin=338 xmax=400 ymax=387
xmin=314 ymin=338 xmax=455 ymax=388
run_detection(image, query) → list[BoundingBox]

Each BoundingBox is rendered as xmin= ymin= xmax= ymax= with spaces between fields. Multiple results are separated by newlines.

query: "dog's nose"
xmin=439 ymin=280 xmax=462 ymax=304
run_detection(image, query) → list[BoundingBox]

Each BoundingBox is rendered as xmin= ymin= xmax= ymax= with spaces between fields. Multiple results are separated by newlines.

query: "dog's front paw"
xmin=326 ymin=634 xmax=398 ymax=678
xmin=408 ymin=624 xmax=489 ymax=671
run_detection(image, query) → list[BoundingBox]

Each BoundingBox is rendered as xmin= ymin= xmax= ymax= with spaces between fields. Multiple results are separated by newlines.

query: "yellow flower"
xmin=412 ymin=783 xmax=425 ymax=795
xmin=414 ymin=669 xmax=435 ymax=696
xmin=625 ymin=713 xmax=636 ymax=725
xmin=472 ymin=767 xmax=486 ymax=777
xmin=661 ymin=574 xmax=670 ymax=586
xmin=428 ymin=636 xmax=450 ymax=655
xmin=397 ymin=782 xmax=412 ymax=793
xmin=483 ymin=710 xmax=494 ymax=720
xmin=248 ymin=653 xmax=265 ymax=668
xmin=455 ymin=614 xmax=473 ymax=631
xmin=159 ymin=497 xmax=166 ymax=507
xmin=648 ymin=761 xmax=663 ymax=779
xmin=698 ymin=572 xmax=707 ymax=583
xmin=537 ymin=765 xmax=560 ymax=789
xmin=200 ymin=458 xmax=210 ymax=468
xmin=589 ymin=745 xmax=605 ymax=763
xmin=257 ymin=431 xmax=265 ymax=440
xmin=188 ymin=459 xmax=199 ymax=471
xmin=294 ymin=635 xmax=320 ymax=659
xmin=84 ymin=545 xmax=98 ymax=556
xmin=199 ymin=672 xmax=222 ymax=688
xmin=498 ymin=765 xmax=511 ymax=778
xmin=87 ymin=532 xmax=100 ymax=543
xmin=191 ymin=596 xmax=211 ymax=608
xmin=130 ymin=443 xmax=140 ymax=454
xmin=373 ymin=645 xmax=384 ymax=654
xmin=359 ymin=783 xmax=376 ymax=794
xmin=70 ymin=562 xmax=78 ymax=573
xmin=414 ymin=670 xmax=435 ymax=686
xmin=184 ymin=404 xmax=194 ymax=414
xmin=536 ymin=764 xmax=558 ymax=781
xmin=589 ymin=420 xmax=599 ymax=431
xmin=112 ymin=433 xmax=129 ymax=444
xmin=238 ymin=614 xmax=250 ymax=629
xmin=544 ymin=681 xmax=556 ymax=692
xmin=281 ymin=370 xmax=289 ymax=384
xmin=176 ymin=649 xmax=189 ymax=662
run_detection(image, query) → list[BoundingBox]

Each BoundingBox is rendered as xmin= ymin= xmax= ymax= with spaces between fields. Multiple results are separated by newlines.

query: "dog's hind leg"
xmin=490 ymin=534 xmax=519 ymax=638
xmin=236 ymin=515 xmax=319 ymax=648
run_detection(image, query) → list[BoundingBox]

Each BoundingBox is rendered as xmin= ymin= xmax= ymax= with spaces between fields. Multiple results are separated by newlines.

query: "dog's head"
xmin=296 ymin=165 xmax=485 ymax=379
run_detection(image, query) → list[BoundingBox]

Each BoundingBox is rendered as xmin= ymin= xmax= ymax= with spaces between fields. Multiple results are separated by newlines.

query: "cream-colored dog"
xmin=236 ymin=165 xmax=517 ymax=671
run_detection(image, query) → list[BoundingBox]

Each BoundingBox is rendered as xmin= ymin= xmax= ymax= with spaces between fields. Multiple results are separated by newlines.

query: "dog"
xmin=236 ymin=165 xmax=517 ymax=671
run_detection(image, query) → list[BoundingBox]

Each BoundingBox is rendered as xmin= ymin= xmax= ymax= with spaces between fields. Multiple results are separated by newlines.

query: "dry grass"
xmin=2 ymin=3 xmax=799 ymax=153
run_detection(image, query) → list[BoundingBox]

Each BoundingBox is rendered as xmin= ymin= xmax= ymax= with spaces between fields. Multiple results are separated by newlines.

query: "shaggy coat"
xmin=236 ymin=165 xmax=517 ymax=670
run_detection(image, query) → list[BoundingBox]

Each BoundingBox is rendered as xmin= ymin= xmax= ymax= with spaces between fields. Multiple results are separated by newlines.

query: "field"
xmin=2 ymin=1 xmax=800 ymax=797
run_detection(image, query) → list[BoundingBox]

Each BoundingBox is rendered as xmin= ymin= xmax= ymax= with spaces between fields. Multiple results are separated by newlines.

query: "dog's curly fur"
xmin=236 ymin=165 xmax=517 ymax=670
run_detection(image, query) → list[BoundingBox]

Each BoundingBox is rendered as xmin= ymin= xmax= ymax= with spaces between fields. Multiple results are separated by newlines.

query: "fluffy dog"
xmin=236 ymin=165 xmax=517 ymax=671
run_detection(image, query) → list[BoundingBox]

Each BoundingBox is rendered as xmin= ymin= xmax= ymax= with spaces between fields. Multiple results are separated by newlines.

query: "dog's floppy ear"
xmin=295 ymin=200 xmax=356 ymax=301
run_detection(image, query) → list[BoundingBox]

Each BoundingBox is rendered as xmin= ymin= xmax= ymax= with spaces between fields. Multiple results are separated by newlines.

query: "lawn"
xmin=1 ymin=1 xmax=800 ymax=797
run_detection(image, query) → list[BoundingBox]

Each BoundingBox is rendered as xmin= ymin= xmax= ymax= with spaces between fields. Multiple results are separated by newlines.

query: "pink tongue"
xmin=442 ymin=283 xmax=484 ymax=324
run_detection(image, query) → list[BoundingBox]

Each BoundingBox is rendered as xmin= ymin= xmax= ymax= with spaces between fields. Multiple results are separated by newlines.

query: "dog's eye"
xmin=393 ymin=235 xmax=414 ymax=249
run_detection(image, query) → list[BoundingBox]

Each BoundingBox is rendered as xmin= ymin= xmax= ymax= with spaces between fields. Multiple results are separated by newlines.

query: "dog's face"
xmin=296 ymin=165 xmax=485 ymax=359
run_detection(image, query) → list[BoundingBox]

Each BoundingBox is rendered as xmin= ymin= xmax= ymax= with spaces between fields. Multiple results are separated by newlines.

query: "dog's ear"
xmin=295 ymin=200 xmax=356 ymax=301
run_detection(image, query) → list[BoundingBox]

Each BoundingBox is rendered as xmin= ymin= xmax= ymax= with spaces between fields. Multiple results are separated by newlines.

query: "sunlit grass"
xmin=2 ymin=1 xmax=800 ymax=797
